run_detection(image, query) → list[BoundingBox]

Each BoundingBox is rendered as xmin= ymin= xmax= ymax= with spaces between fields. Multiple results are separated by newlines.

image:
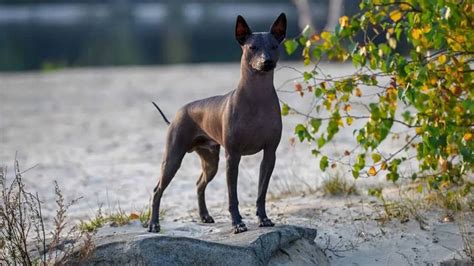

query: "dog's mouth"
xmin=254 ymin=61 xmax=276 ymax=72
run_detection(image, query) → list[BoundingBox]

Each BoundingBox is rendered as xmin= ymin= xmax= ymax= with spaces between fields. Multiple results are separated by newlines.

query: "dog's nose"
xmin=263 ymin=60 xmax=274 ymax=67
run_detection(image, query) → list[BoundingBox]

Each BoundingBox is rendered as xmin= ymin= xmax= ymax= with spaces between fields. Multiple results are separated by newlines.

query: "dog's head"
xmin=235 ymin=13 xmax=287 ymax=73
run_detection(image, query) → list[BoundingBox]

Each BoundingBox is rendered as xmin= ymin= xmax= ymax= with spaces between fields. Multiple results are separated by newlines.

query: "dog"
xmin=149 ymin=13 xmax=286 ymax=234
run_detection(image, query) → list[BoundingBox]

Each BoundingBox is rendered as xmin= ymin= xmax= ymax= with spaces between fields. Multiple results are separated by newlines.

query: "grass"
xmin=269 ymin=172 xmax=358 ymax=201
xmin=79 ymin=205 xmax=166 ymax=233
xmin=322 ymin=175 xmax=357 ymax=196
xmin=0 ymin=159 xmax=93 ymax=265
xmin=369 ymin=186 xmax=429 ymax=229
xmin=369 ymin=183 xmax=474 ymax=260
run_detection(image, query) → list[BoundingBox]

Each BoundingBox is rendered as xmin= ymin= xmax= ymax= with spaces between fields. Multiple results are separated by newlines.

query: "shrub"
xmin=283 ymin=1 xmax=473 ymax=194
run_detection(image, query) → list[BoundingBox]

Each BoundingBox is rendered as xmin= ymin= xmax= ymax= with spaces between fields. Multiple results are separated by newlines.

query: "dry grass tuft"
xmin=0 ymin=159 xmax=94 ymax=265
xmin=322 ymin=175 xmax=357 ymax=196
xmin=369 ymin=187 xmax=428 ymax=229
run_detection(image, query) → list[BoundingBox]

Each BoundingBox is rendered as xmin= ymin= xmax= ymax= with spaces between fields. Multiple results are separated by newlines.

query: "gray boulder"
xmin=76 ymin=222 xmax=329 ymax=265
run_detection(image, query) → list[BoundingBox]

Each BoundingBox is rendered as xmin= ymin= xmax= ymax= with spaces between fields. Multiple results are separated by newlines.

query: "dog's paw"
xmin=148 ymin=222 xmax=161 ymax=233
xmin=200 ymin=214 xmax=215 ymax=223
xmin=259 ymin=217 xmax=275 ymax=227
xmin=233 ymin=223 xmax=248 ymax=234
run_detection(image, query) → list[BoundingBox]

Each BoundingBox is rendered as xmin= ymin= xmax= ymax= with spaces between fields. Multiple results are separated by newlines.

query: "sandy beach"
xmin=1 ymin=62 xmax=471 ymax=264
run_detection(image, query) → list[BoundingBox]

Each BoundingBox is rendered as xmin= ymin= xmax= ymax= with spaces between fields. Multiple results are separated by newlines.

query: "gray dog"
xmin=149 ymin=13 xmax=286 ymax=234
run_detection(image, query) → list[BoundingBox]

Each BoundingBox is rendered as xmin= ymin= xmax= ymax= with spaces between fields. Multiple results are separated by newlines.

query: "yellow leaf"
xmin=438 ymin=54 xmax=447 ymax=64
xmin=389 ymin=10 xmax=403 ymax=22
xmin=415 ymin=127 xmax=423 ymax=134
xmin=445 ymin=65 xmax=452 ymax=74
xmin=324 ymin=100 xmax=331 ymax=110
xmin=381 ymin=162 xmax=388 ymax=170
xmin=400 ymin=3 xmax=411 ymax=11
xmin=339 ymin=16 xmax=349 ymax=28
xmin=464 ymin=132 xmax=473 ymax=142
xmin=423 ymin=25 xmax=431 ymax=33
xmin=411 ymin=28 xmax=422 ymax=40
xmin=454 ymin=106 xmax=463 ymax=113
xmin=417 ymin=184 xmax=423 ymax=193
xmin=354 ymin=87 xmax=362 ymax=97
xmin=343 ymin=104 xmax=352 ymax=112
xmin=321 ymin=31 xmax=332 ymax=41
xmin=346 ymin=117 xmax=353 ymax=126
xmin=368 ymin=166 xmax=377 ymax=176
xmin=455 ymin=34 xmax=465 ymax=43
xmin=446 ymin=144 xmax=458 ymax=155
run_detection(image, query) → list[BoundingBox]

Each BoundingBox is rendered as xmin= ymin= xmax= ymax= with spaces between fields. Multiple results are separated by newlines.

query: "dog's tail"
xmin=152 ymin=101 xmax=171 ymax=125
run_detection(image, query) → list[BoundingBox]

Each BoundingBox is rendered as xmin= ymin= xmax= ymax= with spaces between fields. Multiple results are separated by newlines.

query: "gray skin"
xmin=149 ymin=13 xmax=287 ymax=234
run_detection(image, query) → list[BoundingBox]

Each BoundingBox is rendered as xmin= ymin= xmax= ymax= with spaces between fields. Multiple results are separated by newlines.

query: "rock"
xmin=74 ymin=222 xmax=329 ymax=265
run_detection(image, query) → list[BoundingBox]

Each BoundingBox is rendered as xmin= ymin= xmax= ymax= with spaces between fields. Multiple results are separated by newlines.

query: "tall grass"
xmin=0 ymin=159 xmax=93 ymax=265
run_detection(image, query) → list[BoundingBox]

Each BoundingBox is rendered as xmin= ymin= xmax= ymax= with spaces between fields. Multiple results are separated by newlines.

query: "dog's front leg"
xmin=225 ymin=152 xmax=247 ymax=233
xmin=256 ymin=149 xmax=276 ymax=227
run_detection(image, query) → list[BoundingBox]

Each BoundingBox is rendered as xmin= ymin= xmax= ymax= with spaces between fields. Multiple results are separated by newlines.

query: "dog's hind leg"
xmin=148 ymin=128 xmax=190 ymax=233
xmin=148 ymin=150 xmax=185 ymax=233
xmin=195 ymin=145 xmax=220 ymax=223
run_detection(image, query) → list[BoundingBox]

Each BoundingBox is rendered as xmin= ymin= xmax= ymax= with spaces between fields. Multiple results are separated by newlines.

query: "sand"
xmin=1 ymin=63 xmax=471 ymax=264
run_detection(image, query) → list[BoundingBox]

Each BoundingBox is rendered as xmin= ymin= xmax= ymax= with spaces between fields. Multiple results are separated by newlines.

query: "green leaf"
xmin=294 ymin=124 xmax=307 ymax=142
xmin=320 ymin=156 xmax=329 ymax=171
xmin=317 ymin=136 xmax=326 ymax=148
xmin=284 ymin=39 xmax=299 ymax=55
xmin=311 ymin=149 xmax=320 ymax=156
xmin=312 ymin=47 xmax=322 ymax=60
xmin=303 ymin=71 xmax=313 ymax=81
xmin=281 ymin=103 xmax=289 ymax=116
xmin=372 ymin=153 xmax=382 ymax=163
xmin=314 ymin=88 xmax=323 ymax=97
xmin=352 ymin=169 xmax=360 ymax=178
xmin=356 ymin=153 xmax=366 ymax=170
xmin=310 ymin=118 xmax=322 ymax=133
xmin=327 ymin=111 xmax=341 ymax=141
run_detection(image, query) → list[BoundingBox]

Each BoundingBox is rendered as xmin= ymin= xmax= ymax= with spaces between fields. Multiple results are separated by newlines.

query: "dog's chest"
xmin=227 ymin=102 xmax=282 ymax=154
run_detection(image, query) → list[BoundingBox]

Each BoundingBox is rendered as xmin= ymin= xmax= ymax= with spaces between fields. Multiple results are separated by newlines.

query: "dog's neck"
xmin=237 ymin=61 xmax=275 ymax=97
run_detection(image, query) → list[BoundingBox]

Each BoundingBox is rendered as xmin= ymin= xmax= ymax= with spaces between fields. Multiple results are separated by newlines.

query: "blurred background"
xmin=0 ymin=0 xmax=358 ymax=71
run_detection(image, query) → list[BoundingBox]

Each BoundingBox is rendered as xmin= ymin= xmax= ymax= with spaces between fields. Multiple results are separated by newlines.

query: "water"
xmin=0 ymin=1 xmax=330 ymax=71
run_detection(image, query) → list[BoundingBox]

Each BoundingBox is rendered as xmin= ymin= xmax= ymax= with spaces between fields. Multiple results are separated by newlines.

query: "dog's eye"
xmin=249 ymin=45 xmax=257 ymax=50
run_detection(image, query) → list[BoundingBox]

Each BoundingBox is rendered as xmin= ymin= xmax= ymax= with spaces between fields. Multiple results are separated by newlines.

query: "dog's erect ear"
xmin=235 ymin=15 xmax=252 ymax=45
xmin=270 ymin=13 xmax=287 ymax=43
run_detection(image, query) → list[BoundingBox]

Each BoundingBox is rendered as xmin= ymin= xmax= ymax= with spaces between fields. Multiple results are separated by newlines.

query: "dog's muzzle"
xmin=257 ymin=60 xmax=276 ymax=72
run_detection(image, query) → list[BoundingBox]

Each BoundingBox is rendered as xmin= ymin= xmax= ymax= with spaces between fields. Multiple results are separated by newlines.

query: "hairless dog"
xmin=149 ymin=13 xmax=286 ymax=234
